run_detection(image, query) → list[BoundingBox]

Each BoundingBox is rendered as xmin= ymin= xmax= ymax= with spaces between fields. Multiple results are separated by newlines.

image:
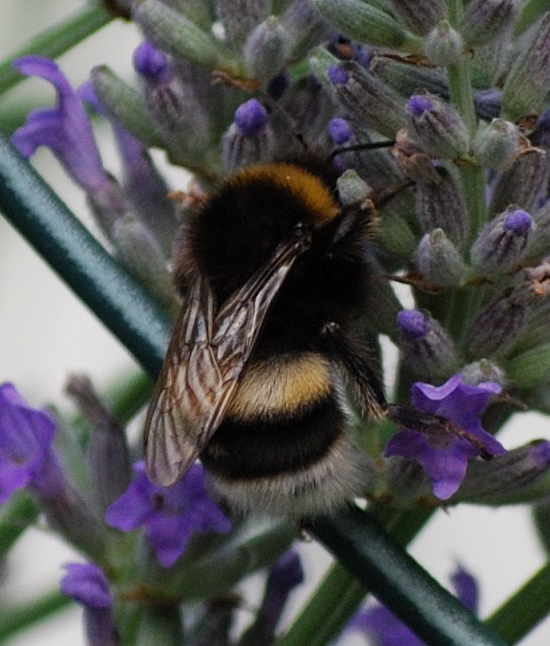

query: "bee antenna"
xmin=329 ymin=140 xmax=396 ymax=161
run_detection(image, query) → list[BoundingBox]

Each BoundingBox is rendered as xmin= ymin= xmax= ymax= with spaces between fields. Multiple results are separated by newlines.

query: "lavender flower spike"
xmin=385 ymin=374 xmax=505 ymax=500
xmin=105 ymin=462 xmax=231 ymax=568
xmin=0 ymin=383 xmax=55 ymax=504
xmin=11 ymin=56 xmax=107 ymax=194
xmin=11 ymin=56 xmax=127 ymax=239
xmin=61 ymin=563 xmax=118 ymax=646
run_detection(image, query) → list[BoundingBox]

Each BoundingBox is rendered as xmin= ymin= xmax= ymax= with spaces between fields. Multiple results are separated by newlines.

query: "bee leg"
xmin=320 ymin=321 xmax=387 ymax=418
xmin=387 ymin=405 xmax=493 ymax=460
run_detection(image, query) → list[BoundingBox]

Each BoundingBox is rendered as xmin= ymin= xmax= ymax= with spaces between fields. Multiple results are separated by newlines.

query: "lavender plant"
xmin=2 ymin=1 xmax=550 ymax=645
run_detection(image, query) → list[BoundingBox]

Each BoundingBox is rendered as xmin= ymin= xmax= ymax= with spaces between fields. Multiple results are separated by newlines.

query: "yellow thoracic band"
xmin=226 ymin=352 xmax=332 ymax=420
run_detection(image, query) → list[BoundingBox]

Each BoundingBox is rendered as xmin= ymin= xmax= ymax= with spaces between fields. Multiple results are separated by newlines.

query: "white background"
xmin=1 ymin=2 xmax=550 ymax=645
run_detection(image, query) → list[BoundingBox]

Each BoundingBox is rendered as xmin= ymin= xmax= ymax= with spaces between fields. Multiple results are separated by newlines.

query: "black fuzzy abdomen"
xmin=201 ymin=390 xmax=346 ymax=480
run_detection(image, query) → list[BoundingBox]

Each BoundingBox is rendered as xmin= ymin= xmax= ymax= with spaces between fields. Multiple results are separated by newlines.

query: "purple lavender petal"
xmin=0 ymin=383 xmax=56 ymax=503
xmin=11 ymin=56 xmax=107 ymax=193
xmin=60 ymin=563 xmax=112 ymax=608
xmin=386 ymin=374 xmax=505 ymax=499
xmin=133 ymin=41 xmax=171 ymax=86
xmin=105 ymin=462 xmax=231 ymax=568
xmin=452 ymin=565 xmax=479 ymax=614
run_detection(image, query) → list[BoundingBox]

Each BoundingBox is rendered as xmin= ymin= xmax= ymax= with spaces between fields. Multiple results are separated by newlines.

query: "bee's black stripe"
xmin=201 ymin=393 xmax=345 ymax=480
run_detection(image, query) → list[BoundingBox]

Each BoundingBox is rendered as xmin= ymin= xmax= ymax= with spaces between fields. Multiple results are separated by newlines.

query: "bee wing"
xmin=144 ymin=231 xmax=310 ymax=486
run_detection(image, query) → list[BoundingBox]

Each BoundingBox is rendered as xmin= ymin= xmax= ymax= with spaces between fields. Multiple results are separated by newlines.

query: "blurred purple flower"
xmin=240 ymin=549 xmax=304 ymax=646
xmin=385 ymin=374 xmax=505 ymax=499
xmin=345 ymin=565 xmax=478 ymax=646
xmin=11 ymin=56 xmax=108 ymax=194
xmin=105 ymin=462 xmax=231 ymax=568
xmin=61 ymin=563 xmax=118 ymax=646
xmin=61 ymin=563 xmax=112 ymax=608
xmin=0 ymin=382 xmax=56 ymax=504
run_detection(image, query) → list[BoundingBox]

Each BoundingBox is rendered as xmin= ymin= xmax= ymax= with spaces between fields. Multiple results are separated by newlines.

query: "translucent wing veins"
xmin=144 ymin=228 xmax=311 ymax=486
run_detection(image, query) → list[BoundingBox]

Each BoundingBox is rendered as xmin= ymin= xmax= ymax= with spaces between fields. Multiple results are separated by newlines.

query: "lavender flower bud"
xmin=506 ymin=343 xmax=550 ymax=389
xmin=406 ymin=94 xmax=470 ymax=160
xmin=133 ymin=42 xmax=211 ymax=162
xmin=470 ymin=37 xmax=507 ymax=88
xmin=501 ymin=12 xmax=550 ymax=120
xmin=392 ymin=129 xmax=442 ymax=183
xmin=133 ymin=0 xmax=228 ymax=69
xmin=328 ymin=61 xmax=407 ymax=139
xmin=397 ymin=309 xmax=457 ymax=377
xmin=65 ymin=376 xmax=132 ymax=513
xmin=80 ymin=80 xmax=178 ymax=259
xmin=310 ymin=0 xmax=410 ymax=48
xmin=222 ymin=99 xmax=274 ymax=171
xmin=328 ymin=117 xmax=353 ymax=146
xmin=466 ymin=291 xmax=528 ymax=358
xmin=461 ymin=0 xmax=520 ymax=48
xmin=162 ymin=0 xmax=212 ymax=30
xmin=423 ymin=21 xmax=463 ymax=67
xmin=86 ymin=175 xmax=129 ymax=242
xmin=113 ymin=215 xmax=174 ymax=308
xmin=215 ymin=0 xmax=271 ymax=49
xmin=370 ymin=55 xmax=449 ymax=99
xmin=453 ymin=441 xmax=550 ymax=505
xmin=61 ymin=563 xmax=117 ymax=646
xmin=415 ymin=166 xmax=469 ymax=248
xmin=38 ymin=455 xmax=108 ymax=560
xmin=531 ymin=106 xmax=550 ymax=149
xmin=489 ymin=146 xmax=549 ymax=215
xmin=471 ymin=208 xmax=534 ymax=278
xmin=280 ymin=0 xmax=331 ymax=59
xmin=328 ymin=118 xmax=403 ymax=190
xmin=244 ymin=17 xmax=290 ymax=83
xmin=387 ymin=0 xmax=446 ymax=36
xmin=415 ymin=229 xmax=466 ymax=286
xmin=336 ymin=170 xmax=370 ymax=206
xmin=473 ymin=89 xmax=503 ymax=121
xmin=461 ymin=359 xmax=507 ymax=386
xmin=273 ymin=73 xmax=336 ymax=151
xmin=473 ymin=119 xmax=524 ymax=171
xmin=530 ymin=201 xmax=550 ymax=258
xmin=90 ymin=65 xmax=162 ymax=149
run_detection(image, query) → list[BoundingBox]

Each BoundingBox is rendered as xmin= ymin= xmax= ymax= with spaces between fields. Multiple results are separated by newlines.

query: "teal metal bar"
xmin=309 ymin=506 xmax=508 ymax=646
xmin=0 ymin=132 xmax=170 ymax=376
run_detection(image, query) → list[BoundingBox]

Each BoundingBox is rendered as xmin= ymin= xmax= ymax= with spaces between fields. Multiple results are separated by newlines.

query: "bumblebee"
xmin=144 ymin=154 xmax=390 ymax=517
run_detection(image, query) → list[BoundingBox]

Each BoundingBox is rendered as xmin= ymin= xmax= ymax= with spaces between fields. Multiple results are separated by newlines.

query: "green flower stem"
xmin=0 ymin=132 xmax=170 ymax=377
xmin=486 ymin=561 xmax=550 ymax=644
xmin=0 ymin=492 xmax=38 ymax=559
xmin=0 ymin=140 xmax=509 ymax=646
xmin=0 ymin=3 xmax=112 ymax=96
xmin=0 ymin=590 xmax=71 ymax=643
xmin=135 ymin=605 xmax=186 ymax=646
